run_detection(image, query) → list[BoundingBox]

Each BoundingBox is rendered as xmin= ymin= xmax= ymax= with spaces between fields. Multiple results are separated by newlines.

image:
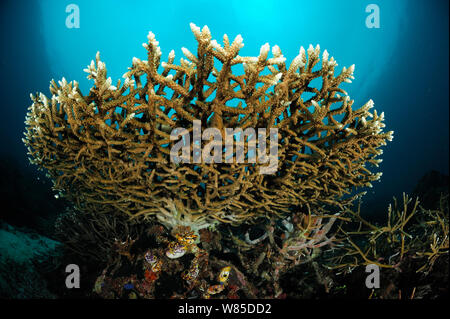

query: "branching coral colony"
xmin=23 ymin=24 xmax=407 ymax=298
xmin=24 ymin=23 xmax=393 ymax=227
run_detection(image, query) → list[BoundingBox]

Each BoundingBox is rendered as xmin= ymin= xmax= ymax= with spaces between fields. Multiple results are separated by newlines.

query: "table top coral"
xmin=23 ymin=23 xmax=393 ymax=231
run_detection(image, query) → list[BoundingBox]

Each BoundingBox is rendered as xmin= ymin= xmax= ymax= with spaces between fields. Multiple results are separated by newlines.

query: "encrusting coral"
xmin=23 ymin=23 xmax=393 ymax=233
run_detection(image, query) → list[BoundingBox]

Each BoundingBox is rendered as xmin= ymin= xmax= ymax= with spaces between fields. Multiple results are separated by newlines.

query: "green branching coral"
xmin=23 ymin=23 xmax=393 ymax=231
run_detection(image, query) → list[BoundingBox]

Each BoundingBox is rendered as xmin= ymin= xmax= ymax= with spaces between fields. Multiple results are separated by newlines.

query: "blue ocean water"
xmin=0 ymin=0 xmax=448 ymax=217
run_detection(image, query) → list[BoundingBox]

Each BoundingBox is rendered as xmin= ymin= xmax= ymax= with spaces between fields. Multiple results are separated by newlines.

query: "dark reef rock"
xmin=0 ymin=222 xmax=62 ymax=298
xmin=413 ymin=170 xmax=449 ymax=210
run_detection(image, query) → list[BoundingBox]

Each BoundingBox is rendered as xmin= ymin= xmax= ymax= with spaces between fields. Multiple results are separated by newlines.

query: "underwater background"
xmin=0 ymin=0 xmax=448 ymax=299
